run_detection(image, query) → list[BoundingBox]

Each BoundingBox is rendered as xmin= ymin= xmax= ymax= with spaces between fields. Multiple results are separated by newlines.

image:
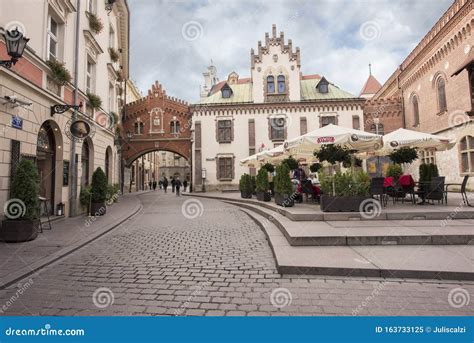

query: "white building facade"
xmin=191 ymin=25 xmax=365 ymax=191
xmin=0 ymin=0 xmax=129 ymax=217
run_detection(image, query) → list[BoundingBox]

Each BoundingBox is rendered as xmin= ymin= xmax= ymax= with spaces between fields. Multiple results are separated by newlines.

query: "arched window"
xmin=171 ymin=120 xmax=180 ymax=134
xmin=277 ymin=75 xmax=285 ymax=93
xmin=370 ymin=123 xmax=384 ymax=135
xmin=267 ymin=75 xmax=275 ymax=94
xmin=460 ymin=135 xmax=474 ymax=174
xmin=105 ymin=147 xmax=112 ymax=183
xmin=134 ymin=121 xmax=144 ymax=135
xmin=437 ymin=77 xmax=447 ymax=112
xmin=412 ymin=96 xmax=420 ymax=126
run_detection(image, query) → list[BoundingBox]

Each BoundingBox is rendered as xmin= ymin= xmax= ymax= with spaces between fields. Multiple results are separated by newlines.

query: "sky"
xmin=128 ymin=0 xmax=453 ymax=103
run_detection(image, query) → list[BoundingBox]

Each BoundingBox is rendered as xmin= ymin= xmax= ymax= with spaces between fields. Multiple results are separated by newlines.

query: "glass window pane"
xmin=50 ymin=17 xmax=58 ymax=36
xmin=460 ymin=137 xmax=467 ymax=151
xmin=468 ymin=136 xmax=474 ymax=149
xmin=461 ymin=152 xmax=468 ymax=172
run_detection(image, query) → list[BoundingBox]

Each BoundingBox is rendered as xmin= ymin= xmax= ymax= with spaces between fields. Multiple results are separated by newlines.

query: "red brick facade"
xmin=122 ymin=81 xmax=192 ymax=167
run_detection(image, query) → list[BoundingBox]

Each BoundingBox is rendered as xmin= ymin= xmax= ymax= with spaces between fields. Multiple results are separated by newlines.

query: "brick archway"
xmin=122 ymin=81 xmax=191 ymax=168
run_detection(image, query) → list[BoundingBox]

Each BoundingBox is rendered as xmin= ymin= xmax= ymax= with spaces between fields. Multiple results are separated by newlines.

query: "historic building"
xmin=191 ymin=25 xmax=366 ymax=191
xmin=364 ymin=0 xmax=473 ymax=185
xmin=122 ymin=81 xmax=191 ymax=191
xmin=0 ymin=0 xmax=129 ymax=217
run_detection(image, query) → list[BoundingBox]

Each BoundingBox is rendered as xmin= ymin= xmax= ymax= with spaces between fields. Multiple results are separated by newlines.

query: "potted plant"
xmin=87 ymin=12 xmax=104 ymax=34
xmin=239 ymin=174 xmax=253 ymax=199
xmin=309 ymin=163 xmax=322 ymax=173
xmin=274 ymin=163 xmax=294 ymax=207
xmin=108 ymin=47 xmax=120 ymax=62
xmin=255 ymin=168 xmax=271 ymax=202
xmin=281 ymin=156 xmax=298 ymax=171
xmin=250 ymin=175 xmax=256 ymax=195
xmin=389 ymin=147 xmax=418 ymax=165
xmin=1 ymin=160 xmax=40 ymax=242
xmin=90 ymin=167 xmax=108 ymax=216
xmin=262 ymin=163 xmax=275 ymax=173
xmin=80 ymin=186 xmax=92 ymax=214
xmin=386 ymin=163 xmax=403 ymax=180
xmin=86 ymin=92 xmax=102 ymax=110
xmin=319 ymin=170 xmax=371 ymax=212
xmin=46 ymin=59 xmax=72 ymax=85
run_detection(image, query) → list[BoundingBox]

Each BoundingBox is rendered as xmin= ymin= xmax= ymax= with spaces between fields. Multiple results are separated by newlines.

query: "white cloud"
xmin=129 ymin=0 xmax=452 ymax=102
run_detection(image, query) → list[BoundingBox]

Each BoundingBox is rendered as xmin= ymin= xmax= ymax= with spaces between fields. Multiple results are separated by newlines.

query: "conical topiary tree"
xmin=10 ymin=160 xmax=40 ymax=221
xmin=91 ymin=167 xmax=108 ymax=203
xmin=256 ymin=167 xmax=269 ymax=192
xmin=275 ymin=163 xmax=292 ymax=195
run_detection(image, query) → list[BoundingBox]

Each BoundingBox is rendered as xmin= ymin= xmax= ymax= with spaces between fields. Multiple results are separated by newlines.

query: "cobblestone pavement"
xmin=0 ymin=191 xmax=473 ymax=316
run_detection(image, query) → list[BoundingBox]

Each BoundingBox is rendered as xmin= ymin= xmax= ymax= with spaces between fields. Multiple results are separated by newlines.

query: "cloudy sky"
xmin=128 ymin=0 xmax=452 ymax=102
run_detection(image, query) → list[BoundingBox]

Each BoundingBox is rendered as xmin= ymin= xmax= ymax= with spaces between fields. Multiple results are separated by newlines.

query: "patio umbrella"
xmin=381 ymin=128 xmax=456 ymax=152
xmin=262 ymin=145 xmax=316 ymax=164
xmin=284 ymin=124 xmax=383 ymax=155
xmin=239 ymin=150 xmax=269 ymax=167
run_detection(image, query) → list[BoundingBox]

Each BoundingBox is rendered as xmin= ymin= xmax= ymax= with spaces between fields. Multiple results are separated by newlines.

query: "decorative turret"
xmin=200 ymin=62 xmax=219 ymax=99
xmin=360 ymin=64 xmax=382 ymax=99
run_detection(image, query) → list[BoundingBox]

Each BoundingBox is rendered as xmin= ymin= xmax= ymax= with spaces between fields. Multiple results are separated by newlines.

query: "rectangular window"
xmin=352 ymin=116 xmax=360 ymax=130
xmin=217 ymin=120 xmax=232 ymax=142
xmin=86 ymin=59 xmax=95 ymax=93
xmin=109 ymin=26 xmax=115 ymax=48
xmin=270 ymin=118 xmax=285 ymax=141
xmin=421 ymin=151 xmax=436 ymax=165
xmin=321 ymin=116 xmax=336 ymax=127
xmin=47 ymin=16 xmax=58 ymax=60
xmin=218 ymin=157 xmax=233 ymax=180
xmin=109 ymin=83 xmax=114 ymax=112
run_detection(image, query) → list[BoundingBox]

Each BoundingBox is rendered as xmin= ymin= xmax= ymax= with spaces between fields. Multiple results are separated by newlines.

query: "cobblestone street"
xmin=1 ymin=191 xmax=473 ymax=316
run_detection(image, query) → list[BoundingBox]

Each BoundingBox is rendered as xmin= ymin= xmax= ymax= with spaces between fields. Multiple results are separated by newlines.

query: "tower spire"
xmin=369 ymin=63 xmax=372 ymax=76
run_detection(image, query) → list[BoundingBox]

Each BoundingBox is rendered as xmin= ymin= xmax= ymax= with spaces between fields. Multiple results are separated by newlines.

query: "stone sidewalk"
xmin=0 ymin=191 xmax=145 ymax=289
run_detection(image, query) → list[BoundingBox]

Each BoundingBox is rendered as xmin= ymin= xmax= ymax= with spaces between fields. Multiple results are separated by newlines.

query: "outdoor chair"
xmin=399 ymin=174 xmax=416 ymax=205
xmin=370 ymin=177 xmax=388 ymax=207
xmin=301 ymin=179 xmax=317 ymax=202
xmin=445 ymin=175 xmax=472 ymax=207
xmin=425 ymin=176 xmax=446 ymax=205
xmin=386 ymin=180 xmax=407 ymax=205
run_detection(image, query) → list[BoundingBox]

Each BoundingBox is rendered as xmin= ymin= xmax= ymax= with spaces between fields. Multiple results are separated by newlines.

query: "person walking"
xmin=175 ymin=177 xmax=182 ymax=196
xmin=183 ymin=179 xmax=188 ymax=193
xmin=163 ymin=177 xmax=169 ymax=193
xmin=171 ymin=177 xmax=176 ymax=193
xmin=153 ymin=180 xmax=157 ymax=191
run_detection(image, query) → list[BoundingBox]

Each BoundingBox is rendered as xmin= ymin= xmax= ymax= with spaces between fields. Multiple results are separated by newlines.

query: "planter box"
xmin=0 ymin=219 xmax=39 ymax=242
xmin=320 ymin=195 xmax=371 ymax=212
xmin=256 ymin=191 xmax=271 ymax=202
xmin=90 ymin=202 xmax=107 ymax=216
xmin=240 ymin=191 xmax=252 ymax=199
xmin=274 ymin=193 xmax=295 ymax=207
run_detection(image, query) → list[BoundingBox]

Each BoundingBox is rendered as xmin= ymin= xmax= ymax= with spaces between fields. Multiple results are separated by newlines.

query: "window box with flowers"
xmin=108 ymin=47 xmax=119 ymax=62
xmin=87 ymin=12 xmax=103 ymax=34
xmin=46 ymin=59 xmax=72 ymax=86
xmin=86 ymin=92 xmax=102 ymax=110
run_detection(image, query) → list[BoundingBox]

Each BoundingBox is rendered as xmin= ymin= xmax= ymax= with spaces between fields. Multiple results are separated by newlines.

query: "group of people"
xmin=291 ymin=165 xmax=321 ymax=202
xmin=156 ymin=176 xmax=189 ymax=196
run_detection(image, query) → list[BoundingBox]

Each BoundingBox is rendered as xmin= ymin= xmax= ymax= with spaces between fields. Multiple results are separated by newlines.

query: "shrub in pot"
xmin=90 ymin=167 xmax=108 ymax=216
xmin=256 ymin=168 xmax=271 ymax=202
xmin=239 ymin=174 xmax=253 ymax=199
xmin=79 ymin=186 xmax=92 ymax=214
xmin=274 ymin=163 xmax=294 ymax=207
xmin=319 ymin=170 xmax=371 ymax=212
xmin=386 ymin=163 xmax=403 ymax=180
xmin=261 ymin=163 xmax=275 ymax=173
xmin=1 ymin=160 xmax=40 ymax=242
xmin=389 ymin=147 xmax=418 ymax=165
xmin=281 ymin=156 xmax=298 ymax=171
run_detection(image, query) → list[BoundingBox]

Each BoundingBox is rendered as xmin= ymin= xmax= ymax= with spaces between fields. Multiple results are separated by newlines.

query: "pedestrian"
xmin=153 ymin=180 xmax=157 ymax=191
xmin=148 ymin=181 xmax=152 ymax=190
xmin=159 ymin=180 xmax=163 ymax=189
xmin=163 ymin=177 xmax=169 ymax=193
xmin=183 ymin=179 xmax=188 ymax=193
xmin=171 ymin=177 xmax=176 ymax=193
xmin=175 ymin=177 xmax=182 ymax=196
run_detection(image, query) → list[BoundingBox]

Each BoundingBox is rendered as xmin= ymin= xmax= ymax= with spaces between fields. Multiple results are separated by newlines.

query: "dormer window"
xmin=317 ymin=77 xmax=329 ymax=94
xmin=277 ymin=75 xmax=286 ymax=93
xmin=267 ymin=75 xmax=275 ymax=94
xmin=221 ymin=83 xmax=233 ymax=98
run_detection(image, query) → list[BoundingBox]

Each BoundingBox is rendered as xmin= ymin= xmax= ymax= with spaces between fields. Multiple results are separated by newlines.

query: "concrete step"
xmin=188 ymin=192 xmax=474 ymax=221
xmin=223 ymin=200 xmax=474 ymax=246
xmin=240 ymin=208 xmax=474 ymax=281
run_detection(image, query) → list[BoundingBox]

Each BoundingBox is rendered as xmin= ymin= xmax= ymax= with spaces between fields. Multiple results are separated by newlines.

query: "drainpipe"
xmin=397 ymin=66 xmax=406 ymax=129
xmin=69 ymin=0 xmax=81 ymax=217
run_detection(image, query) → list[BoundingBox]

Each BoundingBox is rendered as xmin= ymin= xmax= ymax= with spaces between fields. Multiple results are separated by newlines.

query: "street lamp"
xmin=0 ymin=28 xmax=30 ymax=68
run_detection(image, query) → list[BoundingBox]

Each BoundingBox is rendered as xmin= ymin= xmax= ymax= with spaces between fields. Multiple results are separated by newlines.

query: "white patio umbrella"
xmin=239 ymin=150 xmax=269 ymax=167
xmin=284 ymin=124 xmax=383 ymax=155
xmin=381 ymin=128 xmax=456 ymax=152
xmin=262 ymin=145 xmax=316 ymax=164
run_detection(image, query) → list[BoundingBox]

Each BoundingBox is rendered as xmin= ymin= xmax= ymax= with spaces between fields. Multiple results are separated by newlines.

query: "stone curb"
xmin=0 ymin=201 xmax=143 ymax=290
